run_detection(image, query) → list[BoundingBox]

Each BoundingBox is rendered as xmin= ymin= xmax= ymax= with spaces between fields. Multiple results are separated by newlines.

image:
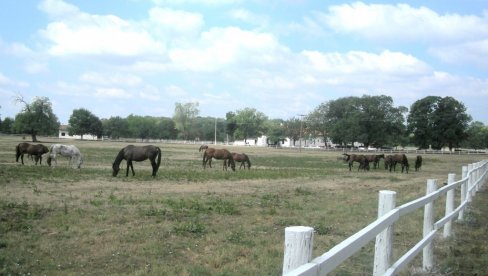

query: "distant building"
xmin=58 ymin=125 xmax=99 ymax=140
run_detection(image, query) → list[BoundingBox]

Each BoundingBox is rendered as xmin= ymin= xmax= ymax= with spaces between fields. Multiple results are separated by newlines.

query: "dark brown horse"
xmin=230 ymin=152 xmax=251 ymax=170
xmin=364 ymin=154 xmax=384 ymax=169
xmin=202 ymin=147 xmax=235 ymax=171
xmin=415 ymin=155 xmax=422 ymax=171
xmin=343 ymin=153 xmax=369 ymax=171
xmin=389 ymin=154 xmax=409 ymax=173
xmin=16 ymin=142 xmax=49 ymax=165
xmin=112 ymin=145 xmax=161 ymax=177
xmin=198 ymin=145 xmax=208 ymax=152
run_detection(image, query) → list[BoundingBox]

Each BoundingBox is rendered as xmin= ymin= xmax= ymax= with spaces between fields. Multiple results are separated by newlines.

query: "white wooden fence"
xmin=283 ymin=160 xmax=488 ymax=275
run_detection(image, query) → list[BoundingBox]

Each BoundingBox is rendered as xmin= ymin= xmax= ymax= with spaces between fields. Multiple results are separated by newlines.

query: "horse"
xmin=16 ymin=142 xmax=49 ymax=165
xmin=343 ymin=153 xmax=369 ymax=171
xmin=112 ymin=145 xmax=161 ymax=177
xmin=389 ymin=154 xmax=409 ymax=173
xmin=46 ymin=144 xmax=83 ymax=169
xmin=228 ymin=152 xmax=251 ymax=170
xmin=364 ymin=154 xmax=384 ymax=169
xmin=198 ymin=145 xmax=208 ymax=152
xmin=415 ymin=155 xmax=422 ymax=171
xmin=202 ymin=147 xmax=235 ymax=171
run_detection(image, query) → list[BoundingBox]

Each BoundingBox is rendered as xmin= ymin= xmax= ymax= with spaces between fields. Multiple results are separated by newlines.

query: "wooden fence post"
xmin=458 ymin=166 xmax=468 ymax=221
xmin=373 ymin=190 xmax=396 ymax=275
xmin=443 ymin=174 xmax=456 ymax=238
xmin=282 ymin=226 xmax=314 ymax=275
xmin=423 ymin=179 xmax=437 ymax=271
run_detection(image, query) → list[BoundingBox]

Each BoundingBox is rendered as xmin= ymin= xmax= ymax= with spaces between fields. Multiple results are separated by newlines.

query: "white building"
xmin=58 ymin=125 xmax=99 ymax=140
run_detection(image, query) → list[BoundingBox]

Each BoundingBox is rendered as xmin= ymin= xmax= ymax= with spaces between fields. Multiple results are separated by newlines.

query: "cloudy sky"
xmin=1 ymin=0 xmax=487 ymax=124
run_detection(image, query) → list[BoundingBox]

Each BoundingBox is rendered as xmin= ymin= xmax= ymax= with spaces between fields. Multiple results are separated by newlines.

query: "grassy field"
xmin=0 ymin=136 xmax=486 ymax=275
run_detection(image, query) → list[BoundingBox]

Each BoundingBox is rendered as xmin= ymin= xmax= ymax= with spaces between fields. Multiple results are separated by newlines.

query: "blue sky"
xmin=1 ymin=0 xmax=487 ymax=124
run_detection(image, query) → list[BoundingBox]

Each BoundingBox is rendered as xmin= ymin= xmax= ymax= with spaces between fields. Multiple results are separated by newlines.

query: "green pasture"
xmin=0 ymin=136 xmax=486 ymax=275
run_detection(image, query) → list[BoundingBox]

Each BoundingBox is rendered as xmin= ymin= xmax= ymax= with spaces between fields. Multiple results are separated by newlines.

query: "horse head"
xmin=112 ymin=162 xmax=120 ymax=177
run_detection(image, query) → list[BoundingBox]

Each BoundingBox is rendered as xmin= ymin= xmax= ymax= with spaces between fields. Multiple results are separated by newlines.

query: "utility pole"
xmin=298 ymin=114 xmax=306 ymax=152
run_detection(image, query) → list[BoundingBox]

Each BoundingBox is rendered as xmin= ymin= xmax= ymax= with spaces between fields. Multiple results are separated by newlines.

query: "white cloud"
xmin=94 ymin=87 xmax=132 ymax=98
xmin=431 ymin=39 xmax=488 ymax=68
xmin=39 ymin=0 xmax=165 ymax=57
xmin=168 ymin=27 xmax=285 ymax=71
xmin=80 ymin=72 xmax=142 ymax=86
xmin=152 ymin=0 xmax=241 ymax=5
xmin=321 ymin=2 xmax=488 ymax=42
xmin=149 ymin=7 xmax=204 ymax=35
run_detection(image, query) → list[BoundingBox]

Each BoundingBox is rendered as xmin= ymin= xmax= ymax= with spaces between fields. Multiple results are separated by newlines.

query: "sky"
xmin=0 ymin=0 xmax=487 ymax=125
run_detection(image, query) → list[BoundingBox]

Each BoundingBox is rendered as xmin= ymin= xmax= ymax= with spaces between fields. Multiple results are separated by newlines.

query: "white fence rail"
xmin=283 ymin=160 xmax=488 ymax=275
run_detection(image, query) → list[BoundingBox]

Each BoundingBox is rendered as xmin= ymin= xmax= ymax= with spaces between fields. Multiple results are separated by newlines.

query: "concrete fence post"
xmin=282 ymin=226 xmax=314 ymax=275
xmin=423 ymin=179 xmax=437 ymax=271
xmin=459 ymin=166 xmax=468 ymax=221
xmin=443 ymin=174 xmax=456 ymax=238
xmin=373 ymin=190 xmax=396 ymax=275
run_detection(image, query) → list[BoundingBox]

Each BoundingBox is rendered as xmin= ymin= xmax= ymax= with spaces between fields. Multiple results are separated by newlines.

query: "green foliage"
xmin=233 ymin=107 xmax=268 ymax=142
xmin=13 ymin=96 xmax=59 ymax=141
xmin=173 ymin=102 xmax=200 ymax=140
xmin=68 ymin=108 xmax=102 ymax=139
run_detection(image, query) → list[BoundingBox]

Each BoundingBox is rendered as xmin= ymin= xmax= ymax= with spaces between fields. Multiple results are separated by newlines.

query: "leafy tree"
xmin=102 ymin=116 xmax=129 ymax=139
xmin=173 ymin=102 xmax=199 ymax=140
xmin=264 ymin=119 xmax=285 ymax=145
xmin=154 ymin=117 xmax=177 ymax=140
xmin=408 ymin=96 xmax=471 ymax=150
xmin=0 ymin=117 xmax=14 ymax=134
xmin=126 ymin=115 xmax=155 ymax=141
xmin=13 ymin=96 xmax=60 ymax=141
xmin=68 ymin=108 xmax=103 ymax=140
xmin=234 ymin=107 xmax=268 ymax=143
xmin=283 ymin=117 xmax=304 ymax=146
xmin=462 ymin=121 xmax=488 ymax=150
xmin=225 ymin=112 xmax=238 ymax=141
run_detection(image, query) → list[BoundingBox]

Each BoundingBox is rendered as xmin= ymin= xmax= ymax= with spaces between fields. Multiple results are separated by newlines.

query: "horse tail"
xmin=156 ymin=147 xmax=162 ymax=172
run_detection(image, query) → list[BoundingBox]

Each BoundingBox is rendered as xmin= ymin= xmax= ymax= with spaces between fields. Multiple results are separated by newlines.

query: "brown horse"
xmin=389 ymin=154 xmax=409 ymax=173
xmin=415 ymin=155 xmax=422 ymax=171
xmin=230 ymin=152 xmax=251 ymax=170
xmin=364 ymin=154 xmax=384 ymax=169
xmin=198 ymin=145 xmax=208 ymax=152
xmin=112 ymin=145 xmax=161 ymax=177
xmin=202 ymin=147 xmax=235 ymax=171
xmin=343 ymin=153 xmax=369 ymax=171
xmin=16 ymin=142 xmax=49 ymax=165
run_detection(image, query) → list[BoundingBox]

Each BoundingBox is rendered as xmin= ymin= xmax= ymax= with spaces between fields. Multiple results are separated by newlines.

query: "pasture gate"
xmin=282 ymin=160 xmax=488 ymax=275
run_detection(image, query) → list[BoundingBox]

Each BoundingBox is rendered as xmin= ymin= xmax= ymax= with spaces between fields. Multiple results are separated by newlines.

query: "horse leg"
xmin=150 ymin=158 xmax=157 ymax=177
xmin=125 ymin=161 xmax=131 ymax=177
xmin=21 ymin=154 xmax=25 ymax=165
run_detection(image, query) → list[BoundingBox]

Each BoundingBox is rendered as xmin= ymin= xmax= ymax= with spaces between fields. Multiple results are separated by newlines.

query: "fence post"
xmin=467 ymin=164 xmax=473 ymax=202
xmin=282 ymin=226 xmax=314 ymax=275
xmin=443 ymin=174 xmax=456 ymax=238
xmin=373 ymin=190 xmax=396 ymax=275
xmin=458 ymin=166 xmax=468 ymax=221
xmin=423 ymin=179 xmax=437 ymax=271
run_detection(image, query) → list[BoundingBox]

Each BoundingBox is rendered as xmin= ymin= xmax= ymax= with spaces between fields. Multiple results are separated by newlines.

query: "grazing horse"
xmin=415 ymin=155 xmax=423 ymax=171
xmin=112 ymin=145 xmax=161 ymax=177
xmin=16 ymin=142 xmax=49 ymax=165
xmin=198 ymin=145 xmax=208 ymax=152
xmin=229 ymin=152 xmax=251 ymax=170
xmin=365 ymin=154 xmax=384 ymax=169
xmin=47 ymin=144 xmax=83 ymax=169
xmin=384 ymin=155 xmax=393 ymax=170
xmin=389 ymin=154 xmax=409 ymax=173
xmin=343 ymin=153 xmax=369 ymax=171
xmin=202 ymin=147 xmax=235 ymax=171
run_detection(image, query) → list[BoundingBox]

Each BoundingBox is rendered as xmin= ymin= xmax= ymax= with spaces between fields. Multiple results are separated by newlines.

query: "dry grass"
xmin=0 ymin=135 xmax=486 ymax=275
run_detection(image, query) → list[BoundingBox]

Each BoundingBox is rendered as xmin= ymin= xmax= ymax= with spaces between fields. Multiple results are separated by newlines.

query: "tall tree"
xmin=68 ymin=108 xmax=102 ymax=140
xmin=13 ymin=96 xmax=60 ymax=141
xmin=0 ymin=117 xmax=14 ymax=134
xmin=283 ymin=117 xmax=304 ymax=146
xmin=225 ymin=111 xmax=238 ymax=141
xmin=408 ymin=96 xmax=471 ymax=150
xmin=265 ymin=119 xmax=286 ymax=145
xmin=462 ymin=121 xmax=488 ymax=150
xmin=234 ymin=107 xmax=268 ymax=143
xmin=173 ymin=102 xmax=199 ymax=140
xmin=102 ymin=116 xmax=129 ymax=139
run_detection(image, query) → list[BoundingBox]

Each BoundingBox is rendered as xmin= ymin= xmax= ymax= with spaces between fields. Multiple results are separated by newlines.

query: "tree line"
xmin=1 ymin=94 xmax=487 ymax=150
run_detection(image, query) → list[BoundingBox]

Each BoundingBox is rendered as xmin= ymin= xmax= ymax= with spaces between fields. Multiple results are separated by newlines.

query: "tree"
xmin=13 ymin=96 xmax=60 ymax=141
xmin=225 ymin=112 xmax=238 ymax=141
xmin=126 ymin=115 xmax=154 ymax=141
xmin=173 ymin=102 xmax=199 ymax=140
xmin=68 ymin=108 xmax=103 ymax=140
xmin=462 ymin=121 xmax=488 ymax=150
xmin=283 ymin=117 xmax=304 ymax=147
xmin=0 ymin=117 xmax=14 ymax=134
xmin=408 ymin=96 xmax=471 ymax=150
xmin=264 ymin=119 xmax=285 ymax=145
xmin=234 ymin=107 xmax=268 ymax=143
xmin=102 ymin=116 xmax=129 ymax=139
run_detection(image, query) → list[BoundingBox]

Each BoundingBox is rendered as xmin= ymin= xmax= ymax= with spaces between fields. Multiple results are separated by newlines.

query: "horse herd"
xmin=14 ymin=142 xmax=252 ymax=177
xmin=14 ymin=142 xmax=421 ymax=177
xmin=343 ymin=153 xmax=423 ymax=173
